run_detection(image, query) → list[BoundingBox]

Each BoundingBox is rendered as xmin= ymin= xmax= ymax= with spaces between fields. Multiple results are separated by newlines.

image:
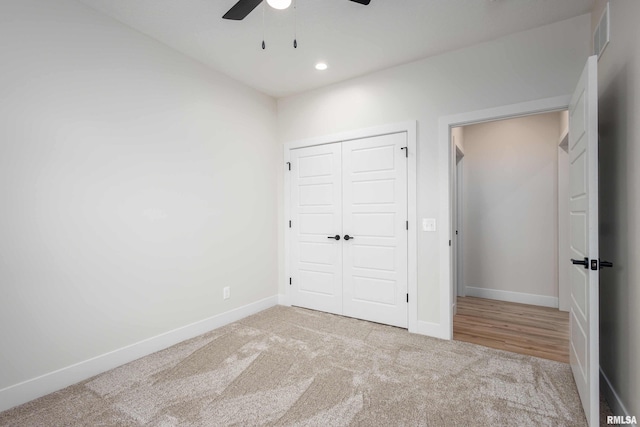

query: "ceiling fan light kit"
xmin=266 ymin=0 xmax=291 ymax=10
xmin=223 ymin=0 xmax=370 ymax=21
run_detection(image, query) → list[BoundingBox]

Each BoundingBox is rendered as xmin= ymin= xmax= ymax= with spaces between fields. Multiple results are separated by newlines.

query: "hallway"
xmin=454 ymin=297 xmax=569 ymax=363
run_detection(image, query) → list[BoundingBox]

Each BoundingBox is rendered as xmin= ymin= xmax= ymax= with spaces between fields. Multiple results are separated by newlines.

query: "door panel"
xmin=290 ymin=143 xmax=343 ymax=315
xmin=352 ymin=179 xmax=396 ymax=204
xmin=352 ymin=276 xmax=396 ymax=305
xmin=350 ymin=145 xmax=396 ymax=172
xmin=352 ymin=213 xmax=396 ymax=237
xmin=342 ymin=133 xmax=408 ymax=328
xmin=568 ymin=55 xmax=599 ymax=426
xmin=352 ymin=245 xmax=396 ymax=271
xmin=299 ymin=183 xmax=334 ymax=206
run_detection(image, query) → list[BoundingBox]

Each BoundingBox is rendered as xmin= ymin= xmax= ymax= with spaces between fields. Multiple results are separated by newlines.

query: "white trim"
xmin=455 ymin=155 xmax=465 ymax=298
xmin=284 ymin=147 xmax=292 ymax=313
xmin=559 ymin=126 xmax=569 ymax=151
xmin=416 ymin=321 xmax=449 ymax=340
xmin=0 ymin=296 xmax=278 ymax=413
xmin=283 ymin=121 xmax=418 ymax=333
xmin=406 ymin=121 xmax=418 ymax=333
xmin=465 ymin=287 xmax=559 ymax=308
xmin=600 ymin=368 xmax=634 ymax=419
xmin=438 ymin=95 xmax=571 ymax=340
xmin=593 ymin=2 xmax=610 ymax=60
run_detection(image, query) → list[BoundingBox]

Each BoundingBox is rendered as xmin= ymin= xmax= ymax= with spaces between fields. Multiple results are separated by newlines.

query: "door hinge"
xmin=406 ymin=220 xmax=409 ymax=230
xmin=406 ymin=293 xmax=409 ymax=303
xmin=289 ymin=277 xmax=292 ymax=285
xmin=591 ymin=259 xmax=598 ymax=270
xmin=286 ymin=162 xmax=291 ymax=171
xmin=400 ymin=147 xmax=408 ymax=158
xmin=449 ymin=240 xmax=452 ymax=246
xmin=289 ymin=220 xmax=292 ymax=228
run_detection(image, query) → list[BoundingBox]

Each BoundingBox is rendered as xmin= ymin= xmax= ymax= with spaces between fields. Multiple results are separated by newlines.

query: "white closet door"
xmin=290 ymin=143 xmax=343 ymax=315
xmin=342 ymin=133 xmax=408 ymax=328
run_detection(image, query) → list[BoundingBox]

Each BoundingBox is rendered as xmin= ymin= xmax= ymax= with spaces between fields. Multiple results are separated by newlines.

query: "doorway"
xmin=440 ymin=58 xmax=601 ymax=426
xmin=449 ymin=110 xmax=570 ymax=362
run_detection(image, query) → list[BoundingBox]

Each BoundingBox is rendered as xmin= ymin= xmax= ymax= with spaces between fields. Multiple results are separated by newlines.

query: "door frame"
xmin=451 ymin=143 xmax=464 ymax=314
xmin=282 ymin=121 xmax=418 ymax=332
xmin=438 ymin=96 xmax=571 ymax=339
xmin=454 ymin=147 xmax=464 ymax=299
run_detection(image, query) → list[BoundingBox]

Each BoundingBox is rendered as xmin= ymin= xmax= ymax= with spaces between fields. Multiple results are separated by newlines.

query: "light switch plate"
xmin=423 ymin=218 xmax=436 ymax=232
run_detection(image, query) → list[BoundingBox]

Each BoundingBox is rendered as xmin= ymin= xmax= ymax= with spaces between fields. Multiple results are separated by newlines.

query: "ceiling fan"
xmin=223 ymin=0 xmax=371 ymax=21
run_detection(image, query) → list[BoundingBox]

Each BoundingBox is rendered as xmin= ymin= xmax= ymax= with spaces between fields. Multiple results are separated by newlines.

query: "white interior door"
xmin=568 ymin=55 xmax=599 ymax=427
xmin=342 ymin=133 xmax=408 ymax=328
xmin=290 ymin=143 xmax=343 ymax=315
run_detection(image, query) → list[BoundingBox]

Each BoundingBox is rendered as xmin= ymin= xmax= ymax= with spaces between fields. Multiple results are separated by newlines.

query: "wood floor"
xmin=453 ymin=297 xmax=570 ymax=363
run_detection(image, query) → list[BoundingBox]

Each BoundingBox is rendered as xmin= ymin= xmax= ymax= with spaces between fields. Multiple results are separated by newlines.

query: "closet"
xmin=288 ymin=132 xmax=408 ymax=328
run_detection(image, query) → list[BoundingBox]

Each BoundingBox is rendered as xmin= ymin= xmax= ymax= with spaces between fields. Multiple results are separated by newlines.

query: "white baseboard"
xmin=0 ymin=295 xmax=278 ymax=413
xmin=600 ymin=367 xmax=634 ymax=419
xmin=415 ymin=320 xmax=450 ymax=340
xmin=465 ymin=286 xmax=558 ymax=308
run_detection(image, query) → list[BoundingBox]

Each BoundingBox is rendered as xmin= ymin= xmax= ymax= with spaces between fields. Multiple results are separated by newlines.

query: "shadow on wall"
xmin=597 ymin=62 xmax=630 ymax=402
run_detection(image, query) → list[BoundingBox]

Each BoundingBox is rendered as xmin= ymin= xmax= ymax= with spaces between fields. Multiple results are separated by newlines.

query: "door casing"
xmin=439 ymin=95 xmax=572 ymax=340
xmin=455 ymin=148 xmax=464 ymax=300
xmin=283 ymin=121 xmax=418 ymax=333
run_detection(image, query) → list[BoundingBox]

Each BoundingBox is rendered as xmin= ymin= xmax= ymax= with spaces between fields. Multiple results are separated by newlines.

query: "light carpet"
xmin=1 ymin=305 xmax=590 ymax=426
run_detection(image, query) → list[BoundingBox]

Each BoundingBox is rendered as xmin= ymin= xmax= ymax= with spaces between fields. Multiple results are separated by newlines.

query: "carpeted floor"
xmin=0 ymin=305 xmax=591 ymax=426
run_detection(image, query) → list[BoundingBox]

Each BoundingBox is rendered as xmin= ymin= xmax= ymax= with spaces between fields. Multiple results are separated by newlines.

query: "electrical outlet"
xmin=223 ymin=287 xmax=230 ymax=300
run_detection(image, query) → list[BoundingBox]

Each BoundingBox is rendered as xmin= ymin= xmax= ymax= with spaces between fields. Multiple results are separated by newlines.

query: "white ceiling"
xmin=78 ymin=0 xmax=594 ymax=98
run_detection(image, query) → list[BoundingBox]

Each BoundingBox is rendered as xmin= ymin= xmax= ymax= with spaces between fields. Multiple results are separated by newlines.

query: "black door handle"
xmin=344 ymin=235 xmax=354 ymax=241
xmin=571 ymin=257 xmax=589 ymax=269
xmin=600 ymin=260 xmax=613 ymax=269
xmin=327 ymin=235 xmax=340 ymax=240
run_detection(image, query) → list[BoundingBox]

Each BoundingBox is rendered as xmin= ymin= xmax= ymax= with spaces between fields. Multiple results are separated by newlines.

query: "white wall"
xmin=461 ymin=113 xmax=562 ymax=307
xmin=593 ymin=0 xmax=640 ymax=418
xmin=277 ymin=14 xmax=591 ymax=326
xmin=0 ymin=0 xmax=278 ymax=400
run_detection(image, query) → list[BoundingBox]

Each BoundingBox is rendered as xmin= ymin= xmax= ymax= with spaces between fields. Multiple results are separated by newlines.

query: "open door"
xmin=568 ymin=55 xmax=599 ymax=426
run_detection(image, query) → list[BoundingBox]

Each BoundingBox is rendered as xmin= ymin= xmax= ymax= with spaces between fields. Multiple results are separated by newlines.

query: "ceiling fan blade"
xmin=349 ymin=0 xmax=371 ymax=4
xmin=223 ymin=0 xmax=263 ymax=20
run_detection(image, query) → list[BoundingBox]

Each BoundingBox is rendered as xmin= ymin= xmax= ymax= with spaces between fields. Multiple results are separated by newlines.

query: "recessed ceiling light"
xmin=266 ymin=0 xmax=292 ymax=10
xmin=315 ymin=62 xmax=328 ymax=71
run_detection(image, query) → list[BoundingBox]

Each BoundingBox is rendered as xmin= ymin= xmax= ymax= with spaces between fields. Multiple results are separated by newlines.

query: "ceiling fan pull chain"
xmin=293 ymin=0 xmax=297 ymax=48
xmin=262 ymin=1 xmax=266 ymax=50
